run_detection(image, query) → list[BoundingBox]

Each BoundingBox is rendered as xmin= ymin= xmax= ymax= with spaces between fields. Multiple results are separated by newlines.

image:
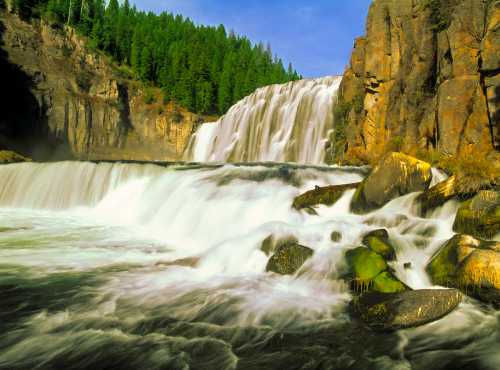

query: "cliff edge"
xmin=331 ymin=0 xmax=499 ymax=164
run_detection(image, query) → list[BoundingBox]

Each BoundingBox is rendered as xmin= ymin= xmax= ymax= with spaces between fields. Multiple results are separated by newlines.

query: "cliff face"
xmin=0 ymin=11 xmax=211 ymax=161
xmin=335 ymin=0 xmax=499 ymax=164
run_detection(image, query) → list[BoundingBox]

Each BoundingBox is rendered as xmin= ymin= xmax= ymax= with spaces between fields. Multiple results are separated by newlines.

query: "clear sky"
xmin=131 ymin=0 xmax=373 ymax=78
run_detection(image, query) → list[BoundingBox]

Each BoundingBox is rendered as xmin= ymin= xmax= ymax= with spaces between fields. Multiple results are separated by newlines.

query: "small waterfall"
xmin=184 ymin=76 xmax=342 ymax=164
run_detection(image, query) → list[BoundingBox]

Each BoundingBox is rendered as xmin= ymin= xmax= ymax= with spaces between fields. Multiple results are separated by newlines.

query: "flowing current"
xmin=184 ymin=77 xmax=341 ymax=164
xmin=0 ymin=161 xmax=498 ymax=370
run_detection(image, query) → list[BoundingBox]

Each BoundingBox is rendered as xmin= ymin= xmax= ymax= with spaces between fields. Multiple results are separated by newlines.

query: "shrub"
xmin=143 ymin=88 xmax=155 ymax=105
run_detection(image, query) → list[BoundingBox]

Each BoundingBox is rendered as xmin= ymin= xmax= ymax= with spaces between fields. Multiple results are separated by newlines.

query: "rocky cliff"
xmin=0 ymin=10 xmax=213 ymax=161
xmin=332 ymin=0 xmax=499 ymax=164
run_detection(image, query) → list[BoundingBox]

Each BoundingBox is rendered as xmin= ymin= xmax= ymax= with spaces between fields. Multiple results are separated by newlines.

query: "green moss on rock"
xmin=362 ymin=229 xmax=396 ymax=261
xmin=372 ymin=272 xmax=407 ymax=293
xmin=345 ymin=247 xmax=388 ymax=289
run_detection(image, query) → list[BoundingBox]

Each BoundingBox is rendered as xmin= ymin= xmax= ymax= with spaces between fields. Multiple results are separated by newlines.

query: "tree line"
xmin=9 ymin=0 xmax=302 ymax=114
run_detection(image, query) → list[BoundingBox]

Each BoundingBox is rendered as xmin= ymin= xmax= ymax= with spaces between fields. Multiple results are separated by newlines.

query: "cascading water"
xmin=184 ymin=76 xmax=342 ymax=164
xmin=0 ymin=161 xmax=498 ymax=370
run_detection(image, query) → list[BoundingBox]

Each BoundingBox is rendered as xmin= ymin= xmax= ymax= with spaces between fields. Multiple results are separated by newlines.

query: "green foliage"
xmin=143 ymin=87 xmax=155 ymax=105
xmin=424 ymin=0 xmax=455 ymax=32
xmin=15 ymin=0 xmax=301 ymax=115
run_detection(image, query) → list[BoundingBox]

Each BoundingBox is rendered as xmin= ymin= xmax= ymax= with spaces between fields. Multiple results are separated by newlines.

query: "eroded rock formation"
xmin=0 ymin=11 xmax=212 ymax=160
xmin=331 ymin=0 xmax=499 ymax=164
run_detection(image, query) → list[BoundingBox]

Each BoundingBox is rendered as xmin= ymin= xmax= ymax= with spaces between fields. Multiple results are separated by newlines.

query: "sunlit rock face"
xmin=185 ymin=76 xmax=342 ymax=164
xmin=336 ymin=0 xmax=499 ymax=164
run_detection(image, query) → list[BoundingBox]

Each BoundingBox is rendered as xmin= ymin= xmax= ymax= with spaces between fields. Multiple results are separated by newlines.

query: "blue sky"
xmin=131 ymin=1 xmax=373 ymax=78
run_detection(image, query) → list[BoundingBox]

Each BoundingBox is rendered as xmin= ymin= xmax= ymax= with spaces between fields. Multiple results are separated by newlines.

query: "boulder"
xmin=352 ymin=289 xmax=462 ymax=332
xmin=345 ymin=246 xmax=407 ymax=293
xmin=0 ymin=150 xmax=31 ymax=164
xmin=453 ymin=191 xmax=500 ymax=239
xmin=426 ymin=234 xmax=500 ymax=306
xmin=362 ymin=229 xmax=396 ymax=260
xmin=260 ymin=235 xmax=298 ymax=256
xmin=417 ymin=176 xmax=460 ymax=215
xmin=292 ymin=183 xmax=360 ymax=210
xmin=330 ymin=231 xmax=342 ymax=243
xmin=351 ymin=153 xmax=432 ymax=214
xmin=266 ymin=242 xmax=314 ymax=275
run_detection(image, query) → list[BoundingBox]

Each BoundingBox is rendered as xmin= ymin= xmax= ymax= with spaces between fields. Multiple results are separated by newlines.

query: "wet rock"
xmin=0 ymin=150 xmax=31 ymax=164
xmin=453 ymin=191 xmax=500 ymax=239
xmin=427 ymin=234 xmax=500 ymax=306
xmin=352 ymin=289 xmax=462 ymax=332
xmin=351 ymin=153 xmax=432 ymax=214
xmin=330 ymin=231 xmax=342 ymax=243
xmin=372 ymin=271 xmax=407 ymax=294
xmin=260 ymin=235 xmax=299 ymax=256
xmin=292 ymin=183 xmax=360 ymax=210
xmin=266 ymin=242 xmax=313 ymax=275
xmin=362 ymin=229 xmax=396 ymax=260
xmin=404 ymin=262 xmax=412 ymax=270
xmin=417 ymin=176 xmax=460 ymax=215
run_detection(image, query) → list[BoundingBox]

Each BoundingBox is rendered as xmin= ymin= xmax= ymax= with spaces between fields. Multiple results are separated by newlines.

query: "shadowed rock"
xmin=266 ymin=242 xmax=313 ymax=275
xmin=352 ymin=289 xmax=462 ymax=331
xmin=292 ymin=183 xmax=360 ymax=211
xmin=0 ymin=150 xmax=31 ymax=164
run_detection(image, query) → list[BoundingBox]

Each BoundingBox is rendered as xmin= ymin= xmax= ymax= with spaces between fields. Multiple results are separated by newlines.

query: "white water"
xmin=0 ymin=162 xmax=498 ymax=369
xmin=184 ymin=77 xmax=341 ymax=164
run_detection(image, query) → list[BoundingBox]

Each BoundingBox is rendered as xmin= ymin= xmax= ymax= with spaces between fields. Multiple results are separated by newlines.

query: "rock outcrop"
xmin=330 ymin=0 xmax=499 ymax=164
xmin=0 ymin=11 xmax=213 ymax=160
xmin=427 ymin=234 xmax=500 ymax=305
xmin=352 ymin=289 xmax=462 ymax=331
xmin=350 ymin=152 xmax=432 ymax=213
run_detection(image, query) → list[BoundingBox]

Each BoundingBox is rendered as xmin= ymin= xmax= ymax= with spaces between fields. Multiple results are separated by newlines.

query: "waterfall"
xmin=184 ymin=76 xmax=342 ymax=164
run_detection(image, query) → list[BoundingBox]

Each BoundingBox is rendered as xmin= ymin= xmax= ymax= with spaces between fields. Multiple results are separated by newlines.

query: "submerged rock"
xmin=362 ymin=229 xmax=396 ymax=260
xmin=427 ymin=234 xmax=500 ymax=306
xmin=260 ymin=235 xmax=299 ymax=256
xmin=330 ymin=231 xmax=342 ymax=243
xmin=0 ymin=150 xmax=31 ymax=164
xmin=292 ymin=183 xmax=360 ymax=210
xmin=352 ymin=289 xmax=462 ymax=331
xmin=351 ymin=152 xmax=432 ymax=214
xmin=453 ymin=191 xmax=500 ymax=239
xmin=266 ymin=242 xmax=314 ymax=275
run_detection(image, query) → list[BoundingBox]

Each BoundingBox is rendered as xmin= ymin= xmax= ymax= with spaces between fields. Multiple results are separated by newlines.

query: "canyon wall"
xmin=332 ymin=0 xmax=499 ymax=164
xmin=0 ymin=10 xmax=211 ymax=160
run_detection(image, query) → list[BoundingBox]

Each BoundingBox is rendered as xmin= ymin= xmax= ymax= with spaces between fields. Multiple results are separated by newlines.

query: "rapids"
xmin=0 ymin=161 xmax=498 ymax=370
xmin=184 ymin=77 xmax=341 ymax=164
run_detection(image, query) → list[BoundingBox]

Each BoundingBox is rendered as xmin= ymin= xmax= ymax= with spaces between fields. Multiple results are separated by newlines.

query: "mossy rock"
xmin=292 ymin=183 xmax=360 ymax=210
xmin=372 ymin=271 xmax=407 ymax=293
xmin=426 ymin=234 xmax=500 ymax=306
xmin=362 ymin=229 xmax=396 ymax=261
xmin=351 ymin=152 xmax=432 ymax=214
xmin=352 ymin=289 xmax=462 ymax=331
xmin=0 ymin=150 xmax=31 ymax=164
xmin=453 ymin=191 xmax=500 ymax=239
xmin=266 ymin=243 xmax=314 ymax=275
xmin=345 ymin=247 xmax=388 ymax=289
